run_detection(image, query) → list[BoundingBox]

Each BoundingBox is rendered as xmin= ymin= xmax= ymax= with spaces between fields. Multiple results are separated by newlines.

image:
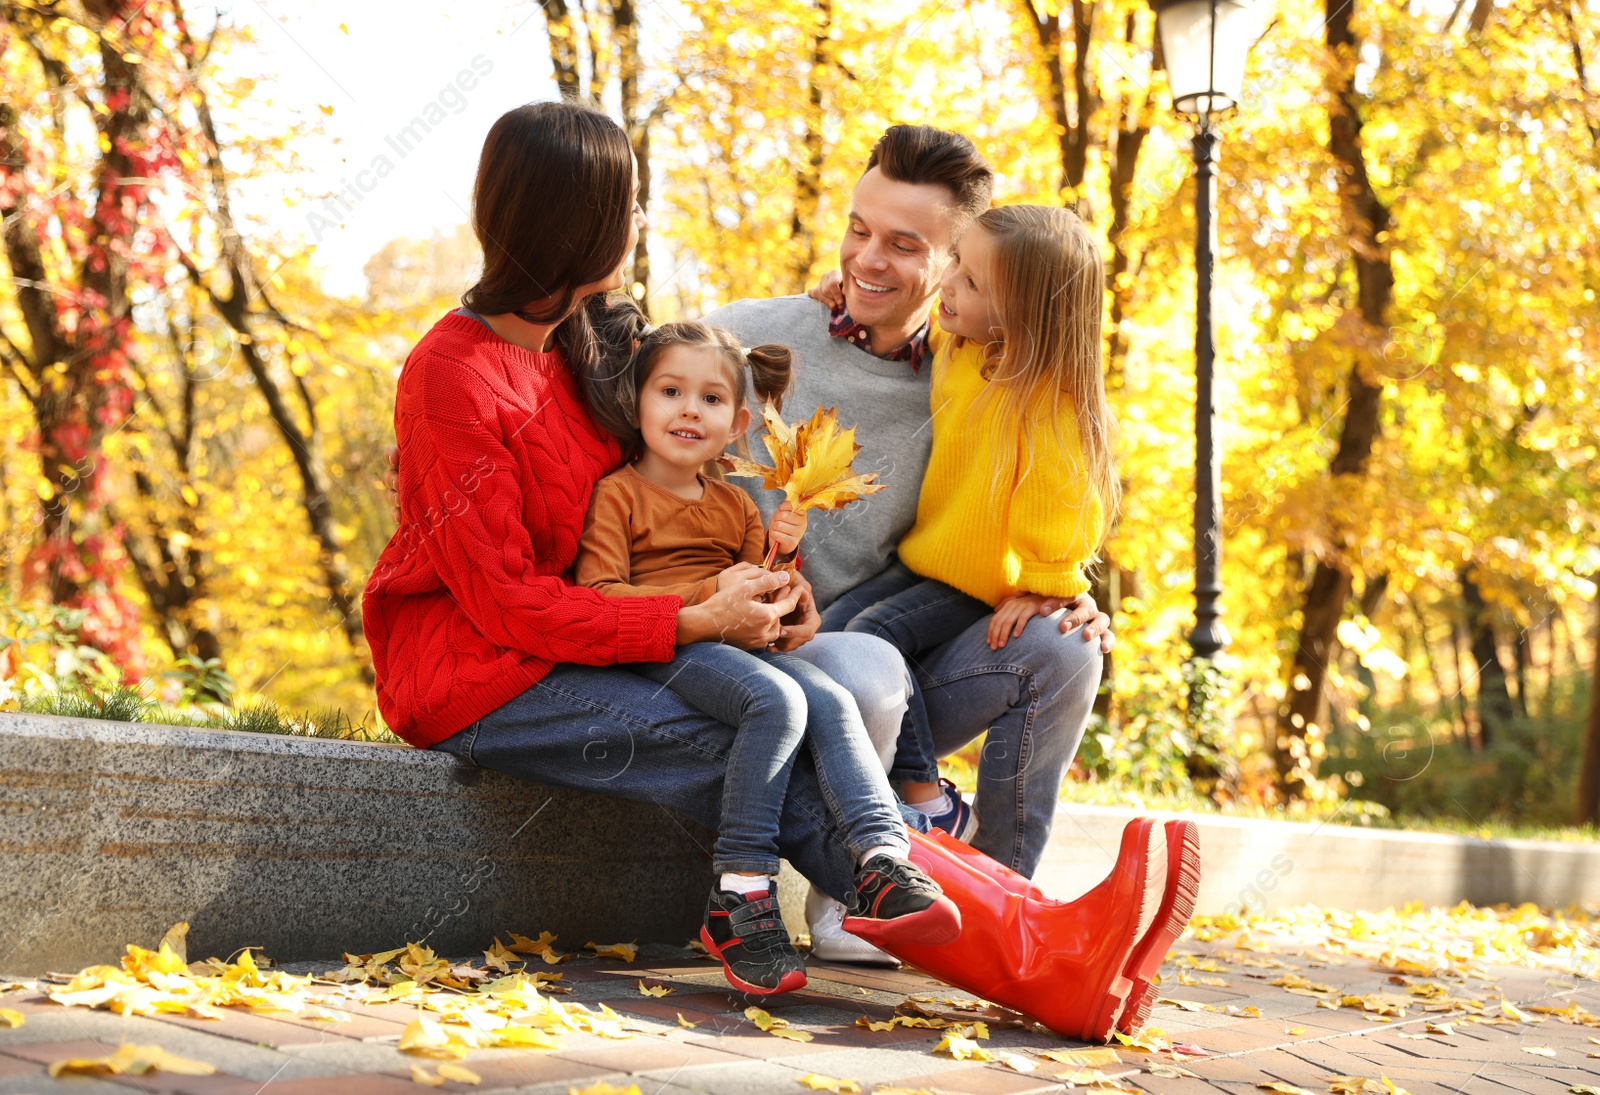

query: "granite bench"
xmin=0 ymin=712 xmax=715 ymax=974
xmin=6 ymin=711 xmax=1598 ymax=975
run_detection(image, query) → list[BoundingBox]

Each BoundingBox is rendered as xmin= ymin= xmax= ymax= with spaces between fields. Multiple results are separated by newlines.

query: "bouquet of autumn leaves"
xmin=719 ymin=403 xmax=886 ymax=589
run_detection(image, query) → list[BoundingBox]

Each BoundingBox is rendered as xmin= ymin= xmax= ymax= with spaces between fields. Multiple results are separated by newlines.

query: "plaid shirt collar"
xmin=827 ymin=303 xmax=931 ymax=375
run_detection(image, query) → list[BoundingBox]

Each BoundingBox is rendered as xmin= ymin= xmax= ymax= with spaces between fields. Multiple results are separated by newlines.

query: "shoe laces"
xmin=851 ymin=856 xmax=940 ymax=913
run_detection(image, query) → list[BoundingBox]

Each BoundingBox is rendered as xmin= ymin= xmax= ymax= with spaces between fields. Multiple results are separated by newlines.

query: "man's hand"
xmin=382 ymin=444 xmax=401 ymax=523
xmin=806 ymin=269 xmax=845 ymax=310
xmin=773 ymin=569 xmax=820 ymax=652
xmin=768 ymin=502 xmax=807 ymax=556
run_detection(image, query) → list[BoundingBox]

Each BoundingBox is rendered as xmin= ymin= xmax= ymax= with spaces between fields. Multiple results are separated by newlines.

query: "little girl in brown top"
xmin=574 ymin=317 xmax=956 ymax=997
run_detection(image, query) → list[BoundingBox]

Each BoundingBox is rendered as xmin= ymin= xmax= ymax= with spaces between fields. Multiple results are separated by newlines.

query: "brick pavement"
xmin=2 ymin=930 xmax=1597 ymax=1095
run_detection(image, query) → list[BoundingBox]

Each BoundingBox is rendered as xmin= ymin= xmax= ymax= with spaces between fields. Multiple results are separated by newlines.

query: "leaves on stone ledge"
xmin=586 ymin=941 xmax=638 ymax=962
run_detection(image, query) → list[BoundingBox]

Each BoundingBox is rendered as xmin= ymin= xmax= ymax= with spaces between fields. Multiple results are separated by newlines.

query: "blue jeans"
xmin=432 ymin=634 xmax=924 ymax=904
xmin=632 ymin=642 xmax=907 ymax=876
xmin=824 ymin=561 xmax=1103 ymax=877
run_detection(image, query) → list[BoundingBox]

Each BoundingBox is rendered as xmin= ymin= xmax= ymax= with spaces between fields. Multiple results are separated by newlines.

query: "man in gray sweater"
xmin=706 ymin=125 xmax=1113 ymax=962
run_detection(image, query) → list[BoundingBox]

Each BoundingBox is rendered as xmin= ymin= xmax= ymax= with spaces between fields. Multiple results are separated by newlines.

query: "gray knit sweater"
xmin=702 ymin=295 xmax=933 ymax=610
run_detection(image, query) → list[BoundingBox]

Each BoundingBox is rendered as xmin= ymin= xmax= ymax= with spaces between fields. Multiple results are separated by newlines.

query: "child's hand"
xmin=806 ymin=270 xmax=845 ymax=310
xmin=716 ymin=561 xmax=763 ymax=592
xmin=987 ymin=593 xmax=1053 ymax=650
xmin=767 ymin=502 xmax=807 ymax=555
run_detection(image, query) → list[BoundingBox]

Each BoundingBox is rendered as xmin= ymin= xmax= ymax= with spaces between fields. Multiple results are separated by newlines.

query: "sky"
xmin=214 ymin=1 xmax=566 ymax=297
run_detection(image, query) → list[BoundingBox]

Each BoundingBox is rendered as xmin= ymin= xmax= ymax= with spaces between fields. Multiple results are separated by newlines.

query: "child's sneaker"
xmin=918 ymin=778 xmax=978 ymax=842
xmin=700 ymin=884 xmax=808 ymax=995
xmin=842 ymin=855 xmax=961 ymax=946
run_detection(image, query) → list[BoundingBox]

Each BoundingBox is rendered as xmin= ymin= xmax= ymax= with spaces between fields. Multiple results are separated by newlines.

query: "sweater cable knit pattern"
xmin=362 ymin=312 xmax=682 ymax=748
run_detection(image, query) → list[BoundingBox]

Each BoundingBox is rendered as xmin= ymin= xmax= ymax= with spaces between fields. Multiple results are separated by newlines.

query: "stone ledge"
xmin=1036 ymin=802 xmax=1600 ymax=915
xmin=0 ymin=712 xmax=715 ymax=974
xmin=8 ymin=712 xmax=1598 ymax=975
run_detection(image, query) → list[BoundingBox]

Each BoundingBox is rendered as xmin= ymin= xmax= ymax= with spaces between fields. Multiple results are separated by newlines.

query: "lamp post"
xmin=1150 ymin=0 xmax=1260 ymax=664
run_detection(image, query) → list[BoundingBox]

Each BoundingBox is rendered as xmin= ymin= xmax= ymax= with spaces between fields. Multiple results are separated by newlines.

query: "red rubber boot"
xmin=924 ymin=817 xmax=1203 ymax=1035
xmin=1114 ymin=819 xmax=1201 ymax=1034
xmin=846 ymin=820 xmax=1167 ymax=1041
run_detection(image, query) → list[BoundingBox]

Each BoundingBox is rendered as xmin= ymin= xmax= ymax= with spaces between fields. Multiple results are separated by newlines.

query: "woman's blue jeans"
xmin=431 ymin=632 xmax=923 ymax=904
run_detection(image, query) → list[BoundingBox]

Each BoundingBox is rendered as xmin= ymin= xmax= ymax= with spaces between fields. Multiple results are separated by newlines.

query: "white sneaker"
xmin=804 ymin=886 xmax=900 ymax=967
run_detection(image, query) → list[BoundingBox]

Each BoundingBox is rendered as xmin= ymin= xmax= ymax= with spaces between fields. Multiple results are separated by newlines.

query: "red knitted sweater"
xmin=362 ymin=312 xmax=682 ymax=748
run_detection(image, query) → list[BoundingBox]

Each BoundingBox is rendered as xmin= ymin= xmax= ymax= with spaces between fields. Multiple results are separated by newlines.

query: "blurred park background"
xmin=1 ymin=0 xmax=1597 ymax=834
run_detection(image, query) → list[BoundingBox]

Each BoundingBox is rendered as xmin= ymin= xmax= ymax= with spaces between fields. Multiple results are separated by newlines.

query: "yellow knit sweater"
xmin=896 ymin=337 xmax=1104 ymax=607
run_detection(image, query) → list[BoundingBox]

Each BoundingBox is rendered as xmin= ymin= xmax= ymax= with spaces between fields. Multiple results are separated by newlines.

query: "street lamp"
xmin=1150 ymin=0 xmax=1261 ymax=662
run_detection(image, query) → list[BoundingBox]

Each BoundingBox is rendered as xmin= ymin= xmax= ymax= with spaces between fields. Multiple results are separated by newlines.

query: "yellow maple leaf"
xmin=493 ymin=1024 xmax=564 ymax=1050
xmin=398 ymin=1017 xmax=471 ymax=1059
xmin=49 ymin=1043 xmax=215 ymax=1077
xmin=586 ymin=941 xmax=638 ymax=962
xmin=504 ymin=931 xmax=568 ymax=964
xmin=0 ymin=1008 xmax=22 ymax=1028
xmin=933 ymin=1032 xmax=992 ymax=1061
xmin=770 ymin=1027 xmax=814 ymax=1042
xmin=721 ymin=403 xmax=886 ymax=514
xmin=797 ymin=1074 xmax=861 ymax=1093
xmin=636 ymin=980 xmax=673 ymax=997
xmin=1039 ymin=1047 xmax=1121 ymax=1067
xmin=745 ymin=1005 xmax=782 ymax=1030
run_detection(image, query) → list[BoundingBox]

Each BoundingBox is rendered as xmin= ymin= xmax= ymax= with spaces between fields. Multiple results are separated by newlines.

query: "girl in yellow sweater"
xmin=812 ymin=204 xmax=1119 ymax=841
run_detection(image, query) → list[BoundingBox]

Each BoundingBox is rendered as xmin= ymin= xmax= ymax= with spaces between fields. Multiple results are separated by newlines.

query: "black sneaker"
xmin=841 ymin=855 xmax=962 ymax=947
xmin=700 ymin=885 xmax=808 ymax=995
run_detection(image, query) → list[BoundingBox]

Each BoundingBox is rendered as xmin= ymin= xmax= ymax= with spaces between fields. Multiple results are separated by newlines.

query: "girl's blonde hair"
xmin=966 ymin=205 xmax=1120 ymax=543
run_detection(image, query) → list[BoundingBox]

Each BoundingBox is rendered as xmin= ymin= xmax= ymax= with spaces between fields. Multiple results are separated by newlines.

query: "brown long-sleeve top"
xmin=574 ymin=463 xmax=768 ymax=606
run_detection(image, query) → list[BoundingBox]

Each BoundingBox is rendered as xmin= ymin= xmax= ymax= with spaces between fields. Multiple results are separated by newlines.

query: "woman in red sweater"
xmin=361 ymin=100 xmax=955 ymax=992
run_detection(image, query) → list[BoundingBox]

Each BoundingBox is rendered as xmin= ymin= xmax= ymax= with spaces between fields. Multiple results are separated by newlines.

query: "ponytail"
xmin=743 ymin=344 xmax=793 ymax=413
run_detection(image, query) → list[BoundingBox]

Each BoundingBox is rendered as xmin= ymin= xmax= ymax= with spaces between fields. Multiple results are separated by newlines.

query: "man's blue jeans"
xmin=822 ymin=561 xmax=1103 ymax=877
xmin=632 ymin=642 xmax=909 ymax=876
xmin=431 ymin=633 xmax=924 ymax=904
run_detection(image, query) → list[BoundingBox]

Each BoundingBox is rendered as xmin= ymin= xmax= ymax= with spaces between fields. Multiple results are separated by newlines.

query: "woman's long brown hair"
xmin=462 ymin=100 xmax=636 ymax=413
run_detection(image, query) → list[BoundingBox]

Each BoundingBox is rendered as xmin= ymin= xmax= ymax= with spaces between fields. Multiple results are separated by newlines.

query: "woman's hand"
xmin=677 ymin=568 xmax=800 ymax=650
xmin=382 ymin=444 xmax=401 ymax=523
xmin=806 ymin=269 xmax=845 ymax=310
xmin=767 ymin=502 xmax=807 ymax=555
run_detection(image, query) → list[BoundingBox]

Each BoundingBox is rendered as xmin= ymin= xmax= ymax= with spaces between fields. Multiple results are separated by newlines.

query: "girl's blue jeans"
xmin=631 ymin=641 xmax=908 ymax=876
xmin=824 ymin=560 xmax=1103 ymax=878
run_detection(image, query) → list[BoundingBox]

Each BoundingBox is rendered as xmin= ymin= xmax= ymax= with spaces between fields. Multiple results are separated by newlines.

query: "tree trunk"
xmin=1461 ymin=567 xmax=1514 ymax=747
xmin=790 ymin=0 xmax=831 ymax=293
xmin=612 ymin=0 xmax=652 ymax=313
xmin=0 ymin=2 xmax=158 ymax=667
xmin=542 ymin=0 xmax=584 ymax=99
xmin=175 ymin=17 xmax=371 ymax=681
xmin=1024 ymin=0 xmax=1095 ymax=207
xmin=1575 ymin=592 xmax=1600 ymax=826
xmin=1275 ymin=0 xmax=1394 ymax=791
xmin=1105 ymin=11 xmax=1151 ymax=385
